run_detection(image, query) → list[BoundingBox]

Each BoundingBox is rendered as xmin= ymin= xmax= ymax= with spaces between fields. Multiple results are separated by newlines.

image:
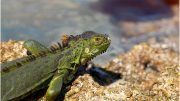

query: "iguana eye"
xmin=95 ymin=37 xmax=100 ymax=41
xmin=92 ymin=37 xmax=102 ymax=45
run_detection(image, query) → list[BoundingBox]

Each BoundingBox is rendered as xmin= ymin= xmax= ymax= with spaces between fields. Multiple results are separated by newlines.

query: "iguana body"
xmin=1 ymin=31 xmax=111 ymax=101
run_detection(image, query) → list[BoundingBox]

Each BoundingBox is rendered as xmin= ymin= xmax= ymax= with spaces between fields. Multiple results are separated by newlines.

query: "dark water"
xmin=2 ymin=0 xmax=177 ymax=65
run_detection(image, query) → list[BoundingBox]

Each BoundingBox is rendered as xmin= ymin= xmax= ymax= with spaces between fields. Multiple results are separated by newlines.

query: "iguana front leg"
xmin=44 ymin=69 xmax=68 ymax=101
xmin=44 ymin=48 xmax=83 ymax=101
xmin=44 ymin=56 xmax=70 ymax=101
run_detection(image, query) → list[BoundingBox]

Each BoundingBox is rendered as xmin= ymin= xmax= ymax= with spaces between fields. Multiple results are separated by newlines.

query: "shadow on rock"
xmin=73 ymin=63 xmax=122 ymax=86
xmin=86 ymin=66 xmax=122 ymax=86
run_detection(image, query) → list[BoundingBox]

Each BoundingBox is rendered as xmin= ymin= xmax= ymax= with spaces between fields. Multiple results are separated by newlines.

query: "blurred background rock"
xmin=1 ymin=0 xmax=179 ymax=65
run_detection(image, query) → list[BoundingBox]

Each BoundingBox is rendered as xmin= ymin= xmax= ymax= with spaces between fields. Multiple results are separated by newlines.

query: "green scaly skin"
xmin=1 ymin=31 xmax=111 ymax=101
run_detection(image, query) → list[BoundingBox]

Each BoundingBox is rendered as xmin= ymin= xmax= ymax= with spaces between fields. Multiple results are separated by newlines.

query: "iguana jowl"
xmin=1 ymin=31 xmax=111 ymax=101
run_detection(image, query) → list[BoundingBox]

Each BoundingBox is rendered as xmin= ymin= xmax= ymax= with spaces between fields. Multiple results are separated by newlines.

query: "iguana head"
xmin=67 ymin=31 xmax=111 ymax=64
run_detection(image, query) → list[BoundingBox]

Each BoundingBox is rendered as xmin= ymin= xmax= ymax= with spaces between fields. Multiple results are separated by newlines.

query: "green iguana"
xmin=1 ymin=31 xmax=111 ymax=101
